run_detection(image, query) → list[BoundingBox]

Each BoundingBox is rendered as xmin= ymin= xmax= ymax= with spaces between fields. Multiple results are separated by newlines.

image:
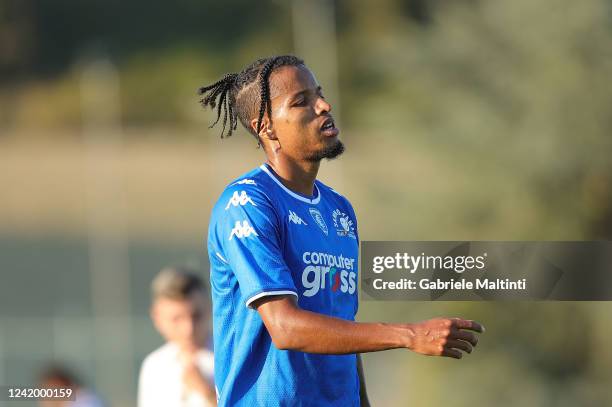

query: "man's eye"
xmin=293 ymin=97 xmax=306 ymax=106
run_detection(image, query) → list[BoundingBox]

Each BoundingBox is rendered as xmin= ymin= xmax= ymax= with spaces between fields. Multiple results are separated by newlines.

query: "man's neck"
xmin=265 ymin=156 xmax=320 ymax=197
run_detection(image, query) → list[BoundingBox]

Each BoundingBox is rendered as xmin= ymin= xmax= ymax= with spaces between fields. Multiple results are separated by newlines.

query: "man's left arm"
xmin=357 ymin=354 xmax=370 ymax=407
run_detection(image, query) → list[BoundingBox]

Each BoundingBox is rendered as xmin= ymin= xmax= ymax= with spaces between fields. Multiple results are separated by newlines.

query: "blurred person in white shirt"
xmin=138 ymin=267 xmax=216 ymax=407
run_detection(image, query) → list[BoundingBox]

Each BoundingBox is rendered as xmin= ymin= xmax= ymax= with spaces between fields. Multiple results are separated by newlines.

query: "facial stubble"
xmin=306 ymin=139 xmax=345 ymax=162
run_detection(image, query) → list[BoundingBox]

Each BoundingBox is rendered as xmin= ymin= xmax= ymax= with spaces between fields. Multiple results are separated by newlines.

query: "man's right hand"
xmin=403 ymin=317 xmax=485 ymax=359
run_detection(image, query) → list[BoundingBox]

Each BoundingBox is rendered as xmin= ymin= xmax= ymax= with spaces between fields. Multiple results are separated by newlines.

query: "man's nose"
xmin=315 ymin=97 xmax=332 ymax=115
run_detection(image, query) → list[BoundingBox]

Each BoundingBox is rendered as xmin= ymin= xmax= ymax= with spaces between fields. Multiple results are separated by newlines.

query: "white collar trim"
xmin=260 ymin=164 xmax=321 ymax=204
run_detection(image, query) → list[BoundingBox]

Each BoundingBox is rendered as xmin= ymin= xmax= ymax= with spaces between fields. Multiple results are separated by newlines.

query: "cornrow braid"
xmin=197 ymin=73 xmax=238 ymax=138
xmin=197 ymin=55 xmax=304 ymax=146
xmin=255 ymin=58 xmax=277 ymax=136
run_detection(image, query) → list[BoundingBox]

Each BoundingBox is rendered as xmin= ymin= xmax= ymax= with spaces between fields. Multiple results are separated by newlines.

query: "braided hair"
xmin=198 ymin=55 xmax=304 ymax=146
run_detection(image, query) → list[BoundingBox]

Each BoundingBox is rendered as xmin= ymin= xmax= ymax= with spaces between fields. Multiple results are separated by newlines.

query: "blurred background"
xmin=1 ymin=0 xmax=611 ymax=406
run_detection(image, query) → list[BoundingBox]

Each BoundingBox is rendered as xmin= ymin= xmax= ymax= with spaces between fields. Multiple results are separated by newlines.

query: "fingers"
xmin=442 ymin=340 xmax=473 ymax=359
xmin=411 ymin=317 xmax=484 ymax=359
xmin=445 ymin=339 xmax=473 ymax=354
xmin=443 ymin=318 xmax=483 ymax=359
xmin=442 ymin=347 xmax=463 ymax=359
xmin=451 ymin=318 xmax=485 ymax=333
xmin=450 ymin=330 xmax=478 ymax=347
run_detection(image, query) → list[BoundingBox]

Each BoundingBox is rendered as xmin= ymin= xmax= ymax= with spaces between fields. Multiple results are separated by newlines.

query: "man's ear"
xmin=250 ymin=117 xmax=277 ymax=140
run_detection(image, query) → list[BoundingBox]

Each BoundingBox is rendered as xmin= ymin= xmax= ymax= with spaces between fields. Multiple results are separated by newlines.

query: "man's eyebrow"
xmin=289 ymin=86 xmax=322 ymax=100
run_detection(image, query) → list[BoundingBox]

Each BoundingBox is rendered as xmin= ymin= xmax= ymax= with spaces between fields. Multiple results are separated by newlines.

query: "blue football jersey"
xmin=207 ymin=163 xmax=360 ymax=406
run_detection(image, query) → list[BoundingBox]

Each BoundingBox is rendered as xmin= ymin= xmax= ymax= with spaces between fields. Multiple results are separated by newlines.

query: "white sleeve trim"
xmin=215 ymin=252 xmax=229 ymax=264
xmin=245 ymin=290 xmax=298 ymax=308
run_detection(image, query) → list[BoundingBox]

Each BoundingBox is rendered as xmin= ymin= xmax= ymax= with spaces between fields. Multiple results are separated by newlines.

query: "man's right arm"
xmin=254 ymin=295 xmax=483 ymax=358
xmin=215 ymin=186 xmax=484 ymax=357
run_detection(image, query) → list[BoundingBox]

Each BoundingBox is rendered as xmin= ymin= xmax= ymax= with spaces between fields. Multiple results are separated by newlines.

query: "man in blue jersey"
xmin=199 ymin=55 xmax=484 ymax=406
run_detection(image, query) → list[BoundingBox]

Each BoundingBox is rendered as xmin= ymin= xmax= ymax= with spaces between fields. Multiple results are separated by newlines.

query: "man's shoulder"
xmin=226 ymin=166 xmax=267 ymax=189
xmin=215 ymin=166 xmax=276 ymax=207
xmin=316 ymin=179 xmax=353 ymax=207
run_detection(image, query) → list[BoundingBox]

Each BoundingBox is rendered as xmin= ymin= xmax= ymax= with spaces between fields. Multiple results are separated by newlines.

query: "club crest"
xmin=309 ymin=207 xmax=328 ymax=235
xmin=332 ymin=209 xmax=356 ymax=239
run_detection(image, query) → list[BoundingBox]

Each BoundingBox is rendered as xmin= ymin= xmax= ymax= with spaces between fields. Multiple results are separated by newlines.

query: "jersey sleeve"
xmin=345 ymin=198 xmax=360 ymax=244
xmin=212 ymin=186 xmax=298 ymax=308
xmin=339 ymin=193 xmax=360 ymax=316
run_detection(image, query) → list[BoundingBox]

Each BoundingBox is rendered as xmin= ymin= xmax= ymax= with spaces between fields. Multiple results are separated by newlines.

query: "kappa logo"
xmin=229 ymin=220 xmax=258 ymax=240
xmin=309 ymin=208 xmax=328 ymax=235
xmin=288 ymin=211 xmax=307 ymax=225
xmin=225 ymin=191 xmax=257 ymax=210
xmin=332 ymin=209 xmax=356 ymax=239
xmin=232 ymin=179 xmax=257 ymax=186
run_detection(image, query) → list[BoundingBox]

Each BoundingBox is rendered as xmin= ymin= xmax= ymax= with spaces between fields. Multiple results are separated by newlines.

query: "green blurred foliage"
xmin=1 ymin=1 xmax=611 ymax=406
xmin=2 ymin=2 xmax=610 ymax=237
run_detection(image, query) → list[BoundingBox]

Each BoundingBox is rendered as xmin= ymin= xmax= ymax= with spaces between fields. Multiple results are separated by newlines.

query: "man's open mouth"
xmin=320 ymin=117 xmax=339 ymax=137
xmin=321 ymin=118 xmax=335 ymax=131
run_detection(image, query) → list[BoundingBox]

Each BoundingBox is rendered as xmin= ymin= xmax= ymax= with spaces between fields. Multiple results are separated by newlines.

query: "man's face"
xmin=266 ymin=65 xmax=344 ymax=162
xmin=151 ymin=291 xmax=209 ymax=352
